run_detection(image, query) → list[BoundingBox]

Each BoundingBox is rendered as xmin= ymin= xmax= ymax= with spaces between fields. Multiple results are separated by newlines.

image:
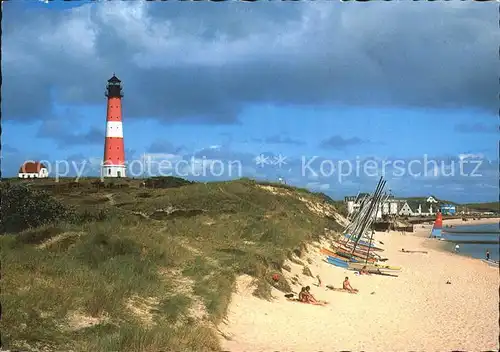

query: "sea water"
xmin=443 ymin=223 xmax=499 ymax=261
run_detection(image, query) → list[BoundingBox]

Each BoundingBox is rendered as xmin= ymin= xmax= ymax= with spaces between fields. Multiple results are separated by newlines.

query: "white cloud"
xmin=144 ymin=153 xmax=182 ymax=162
xmin=458 ymin=153 xmax=484 ymax=161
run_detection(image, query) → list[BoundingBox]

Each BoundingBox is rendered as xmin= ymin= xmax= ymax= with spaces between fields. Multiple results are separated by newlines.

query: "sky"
xmin=2 ymin=0 xmax=499 ymax=203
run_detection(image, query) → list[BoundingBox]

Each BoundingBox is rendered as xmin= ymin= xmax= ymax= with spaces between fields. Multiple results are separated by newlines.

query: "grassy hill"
xmin=0 ymin=177 xmax=344 ymax=351
xmin=401 ymin=196 xmax=459 ymax=205
xmin=464 ymin=202 xmax=499 ymax=213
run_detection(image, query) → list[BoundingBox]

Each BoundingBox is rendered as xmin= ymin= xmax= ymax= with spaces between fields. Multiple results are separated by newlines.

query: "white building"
xmin=375 ymin=199 xmax=400 ymax=219
xmin=399 ymin=201 xmax=437 ymax=217
xmin=345 ymin=194 xmax=440 ymax=219
xmin=426 ymin=196 xmax=438 ymax=203
xmin=398 ymin=202 xmax=414 ymax=216
xmin=390 ymin=201 xmax=398 ymax=215
xmin=18 ymin=161 xmax=49 ymax=178
xmin=345 ymin=193 xmax=370 ymax=216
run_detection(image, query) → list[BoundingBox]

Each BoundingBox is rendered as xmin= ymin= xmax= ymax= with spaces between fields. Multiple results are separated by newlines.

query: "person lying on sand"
xmin=400 ymin=248 xmax=428 ymax=254
xmin=359 ymin=266 xmax=370 ymax=275
xmin=343 ymin=277 xmax=359 ymax=294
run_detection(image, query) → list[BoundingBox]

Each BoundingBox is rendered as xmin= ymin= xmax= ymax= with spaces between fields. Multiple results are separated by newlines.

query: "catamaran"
xmin=429 ymin=212 xmax=443 ymax=239
xmin=323 ymin=177 xmax=402 ymax=274
xmin=481 ymin=259 xmax=499 ymax=267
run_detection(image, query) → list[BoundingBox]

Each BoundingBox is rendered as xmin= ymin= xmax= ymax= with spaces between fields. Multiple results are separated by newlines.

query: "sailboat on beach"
xmin=321 ymin=177 xmax=402 ymax=273
xmin=429 ymin=211 xmax=443 ymax=239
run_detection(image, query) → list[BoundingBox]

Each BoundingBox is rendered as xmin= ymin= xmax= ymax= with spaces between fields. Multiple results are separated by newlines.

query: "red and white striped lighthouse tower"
xmin=102 ymin=74 xmax=126 ymax=178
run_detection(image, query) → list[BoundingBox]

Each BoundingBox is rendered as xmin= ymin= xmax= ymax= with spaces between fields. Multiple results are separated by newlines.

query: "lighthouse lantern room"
xmin=102 ymin=74 xmax=127 ymax=178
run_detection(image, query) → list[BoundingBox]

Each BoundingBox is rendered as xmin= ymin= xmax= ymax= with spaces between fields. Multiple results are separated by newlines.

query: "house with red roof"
xmin=18 ymin=161 xmax=49 ymax=179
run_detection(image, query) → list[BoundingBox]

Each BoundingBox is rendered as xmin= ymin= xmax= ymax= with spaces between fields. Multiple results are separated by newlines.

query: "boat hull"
xmin=349 ymin=262 xmax=402 ymax=271
xmin=341 ymin=242 xmax=384 ymax=253
xmin=320 ymin=248 xmax=377 ymax=263
xmin=336 ymin=250 xmax=378 ymax=262
xmin=335 ymin=245 xmax=379 ymax=259
xmin=481 ymin=259 xmax=499 ymax=267
xmin=341 ymin=236 xmax=384 ymax=251
xmin=325 ymin=256 xmax=349 ymax=268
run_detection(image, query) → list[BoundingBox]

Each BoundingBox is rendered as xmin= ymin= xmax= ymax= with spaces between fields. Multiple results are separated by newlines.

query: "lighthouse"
xmin=102 ymin=74 xmax=126 ymax=178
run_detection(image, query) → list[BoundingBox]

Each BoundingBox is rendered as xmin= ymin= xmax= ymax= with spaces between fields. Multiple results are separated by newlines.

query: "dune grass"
xmin=1 ymin=178 xmax=342 ymax=351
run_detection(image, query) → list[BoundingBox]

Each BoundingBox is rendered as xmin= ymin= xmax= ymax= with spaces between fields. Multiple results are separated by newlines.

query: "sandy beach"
xmin=412 ymin=217 xmax=500 ymax=239
xmin=219 ymin=226 xmax=499 ymax=351
xmin=443 ymin=217 xmax=500 ymax=227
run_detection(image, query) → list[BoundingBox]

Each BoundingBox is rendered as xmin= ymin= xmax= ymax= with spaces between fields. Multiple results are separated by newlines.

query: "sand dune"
xmin=219 ymin=229 xmax=499 ymax=351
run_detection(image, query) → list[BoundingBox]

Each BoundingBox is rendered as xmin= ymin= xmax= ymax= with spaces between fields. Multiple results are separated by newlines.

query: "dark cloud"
xmin=319 ymin=135 xmax=366 ymax=149
xmin=3 ymin=1 xmax=497 ymax=124
xmin=454 ymin=123 xmax=498 ymax=134
xmin=37 ymin=121 xmax=104 ymax=148
xmin=147 ymin=140 xmax=185 ymax=154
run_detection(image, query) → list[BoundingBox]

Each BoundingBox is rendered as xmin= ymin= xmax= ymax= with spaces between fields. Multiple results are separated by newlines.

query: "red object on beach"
xmin=272 ymin=274 xmax=280 ymax=281
xmin=435 ymin=212 xmax=443 ymax=229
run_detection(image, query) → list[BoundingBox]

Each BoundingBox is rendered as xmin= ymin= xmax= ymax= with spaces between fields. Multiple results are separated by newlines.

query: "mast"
xmin=350 ymin=177 xmax=386 ymax=256
xmin=364 ymin=192 xmax=388 ymax=264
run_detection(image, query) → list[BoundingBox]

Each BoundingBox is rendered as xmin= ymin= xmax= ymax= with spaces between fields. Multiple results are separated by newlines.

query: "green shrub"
xmin=72 ymin=209 xmax=109 ymax=224
xmin=14 ymin=226 xmax=64 ymax=246
xmin=0 ymin=184 xmax=73 ymax=234
xmin=144 ymin=176 xmax=194 ymax=189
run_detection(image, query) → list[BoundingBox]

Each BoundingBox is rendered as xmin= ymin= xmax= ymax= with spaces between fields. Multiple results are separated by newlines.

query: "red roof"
xmin=19 ymin=161 xmax=47 ymax=173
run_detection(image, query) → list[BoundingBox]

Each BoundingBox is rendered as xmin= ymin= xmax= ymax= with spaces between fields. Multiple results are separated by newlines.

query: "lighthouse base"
xmin=102 ymin=164 xmax=127 ymax=178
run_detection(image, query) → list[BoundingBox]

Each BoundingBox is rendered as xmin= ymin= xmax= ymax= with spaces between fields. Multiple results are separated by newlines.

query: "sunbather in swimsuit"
xmin=298 ymin=287 xmax=308 ymax=302
xmin=359 ymin=266 xmax=370 ymax=275
xmin=304 ymin=286 xmax=318 ymax=303
xmin=294 ymin=286 xmax=327 ymax=305
xmin=343 ymin=277 xmax=359 ymax=293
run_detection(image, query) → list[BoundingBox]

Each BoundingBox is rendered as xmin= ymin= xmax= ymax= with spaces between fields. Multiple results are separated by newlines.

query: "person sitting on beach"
xmin=299 ymin=287 xmax=317 ymax=303
xmin=304 ymin=286 xmax=328 ymax=305
xmin=298 ymin=287 xmax=308 ymax=302
xmin=359 ymin=266 xmax=370 ymax=275
xmin=343 ymin=277 xmax=359 ymax=293
xmin=304 ymin=286 xmax=319 ymax=303
xmin=298 ymin=286 xmax=315 ymax=303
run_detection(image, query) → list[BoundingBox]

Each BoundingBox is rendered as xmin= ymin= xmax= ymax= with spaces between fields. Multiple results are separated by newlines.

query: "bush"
xmin=144 ymin=176 xmax=194 ymax=189
xmin=0 ymin=184 xmax=73 ymax=234
xmin=72 ymin=209 xmax=109 ymax=224
xmin=14 ymin=226 xmax=64 ymax=246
